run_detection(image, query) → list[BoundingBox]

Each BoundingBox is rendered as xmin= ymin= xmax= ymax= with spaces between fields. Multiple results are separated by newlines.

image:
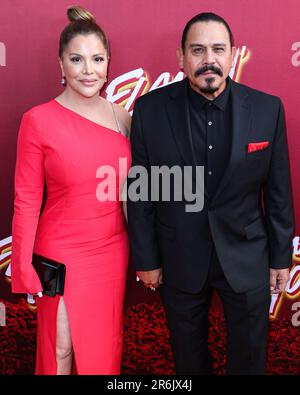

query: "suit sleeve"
xmin=127 ymin=100 xmax=161 ymax=271
xmin=11 ymin=112 xmax=44 ymax=294
xmin=263 ymin=99 xmax=294 ymax=269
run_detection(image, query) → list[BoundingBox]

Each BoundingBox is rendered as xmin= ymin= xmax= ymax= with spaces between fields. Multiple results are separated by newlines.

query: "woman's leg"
xmin=56 ymin=297 xmax=73 ymax=375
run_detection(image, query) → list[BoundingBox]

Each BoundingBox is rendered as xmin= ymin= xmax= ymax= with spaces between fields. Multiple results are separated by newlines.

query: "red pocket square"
xmin=248 ymin=141 xmax=269 ymax=153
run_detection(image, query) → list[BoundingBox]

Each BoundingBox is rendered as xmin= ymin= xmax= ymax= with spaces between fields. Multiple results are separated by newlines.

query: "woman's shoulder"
xmin=24 ymin=99 xmax=56 ymax=120
xmin=20 ymin=100 xmax=62 ymax=139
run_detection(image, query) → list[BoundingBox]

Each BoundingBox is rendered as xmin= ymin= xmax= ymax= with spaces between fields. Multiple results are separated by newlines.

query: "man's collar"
xmin=187 ymin=76 xmax=232 ymax=111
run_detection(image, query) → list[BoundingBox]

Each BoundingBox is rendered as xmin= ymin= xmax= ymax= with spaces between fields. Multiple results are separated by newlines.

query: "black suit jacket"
xmin=127 ymin=78 xmax=294 ymax=293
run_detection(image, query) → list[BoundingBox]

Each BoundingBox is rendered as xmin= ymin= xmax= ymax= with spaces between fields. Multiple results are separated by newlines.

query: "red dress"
xmin=11 ymin=99 xmax=131 ymax=374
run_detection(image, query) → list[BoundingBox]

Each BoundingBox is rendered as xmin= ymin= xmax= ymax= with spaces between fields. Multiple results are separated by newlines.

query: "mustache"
xmin=194 ymin=65 xmax=223 ymax=78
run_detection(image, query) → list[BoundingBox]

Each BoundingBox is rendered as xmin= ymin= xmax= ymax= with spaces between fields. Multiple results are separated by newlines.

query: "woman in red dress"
xmin=11 ymin=6 xmax=131 ymax=375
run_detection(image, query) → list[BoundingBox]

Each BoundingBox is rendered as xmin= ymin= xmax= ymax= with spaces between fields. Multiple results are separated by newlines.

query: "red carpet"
xmin=0 ymin=299 xmax=299 ymax=375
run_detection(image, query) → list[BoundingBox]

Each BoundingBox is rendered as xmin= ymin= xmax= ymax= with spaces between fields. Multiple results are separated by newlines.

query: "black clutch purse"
xmin=32 ymin=253 xmax=66 ymax=297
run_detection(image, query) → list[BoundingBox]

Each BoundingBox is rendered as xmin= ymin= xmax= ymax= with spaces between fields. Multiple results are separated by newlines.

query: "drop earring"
xmin=60 ymin=76 xmax=66 ymax=86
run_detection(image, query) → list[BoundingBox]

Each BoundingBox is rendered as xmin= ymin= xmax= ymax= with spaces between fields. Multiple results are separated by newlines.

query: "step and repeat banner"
xmin=0 ymin=0 xmax=300 ymax=333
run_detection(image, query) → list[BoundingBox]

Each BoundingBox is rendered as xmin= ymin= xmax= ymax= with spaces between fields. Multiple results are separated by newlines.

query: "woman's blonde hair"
xmin=59 ymin=5 xmax=110 ymax=58
xmin=67 ymin=6 xmax=95 ymax=23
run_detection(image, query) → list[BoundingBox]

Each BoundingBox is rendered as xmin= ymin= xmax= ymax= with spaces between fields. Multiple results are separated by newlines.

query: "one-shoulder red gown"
xmin=11 ymin=99 xmax=131 ymax=374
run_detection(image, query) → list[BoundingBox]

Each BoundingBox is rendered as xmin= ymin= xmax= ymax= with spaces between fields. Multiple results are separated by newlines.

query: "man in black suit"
xmin=127 ymin=12 xmax=294 ymax=374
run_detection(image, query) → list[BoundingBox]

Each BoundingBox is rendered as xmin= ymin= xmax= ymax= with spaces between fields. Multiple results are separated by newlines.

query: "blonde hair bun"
xmin=67 ymin=5 xmax=95 ymax=23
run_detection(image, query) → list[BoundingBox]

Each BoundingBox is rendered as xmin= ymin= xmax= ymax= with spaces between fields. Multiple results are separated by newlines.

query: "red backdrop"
xmin=0 ymin=0 xmax=299 ymax=326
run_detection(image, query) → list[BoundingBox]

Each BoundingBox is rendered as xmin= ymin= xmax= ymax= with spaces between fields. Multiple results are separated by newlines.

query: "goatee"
xmin=200 ymin=77 xmax=219 ymax=94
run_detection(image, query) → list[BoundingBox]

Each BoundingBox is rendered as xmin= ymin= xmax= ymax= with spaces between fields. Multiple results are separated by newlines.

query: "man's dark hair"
xmin=181 ymin=12 xmax=234 ymax=52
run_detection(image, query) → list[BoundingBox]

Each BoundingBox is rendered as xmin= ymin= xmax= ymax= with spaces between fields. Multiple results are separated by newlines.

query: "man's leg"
xmin=160 ymin=283 xmax=213 ymax=374
xmin=220 ymin=283 xmax=270 ymax=374
xmin=211 ymin=250 xmax=270 ymax=374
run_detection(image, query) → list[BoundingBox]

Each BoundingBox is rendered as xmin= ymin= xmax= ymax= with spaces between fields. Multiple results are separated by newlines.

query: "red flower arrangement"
xmin=0 ymin=300 xmax=299 ymax=375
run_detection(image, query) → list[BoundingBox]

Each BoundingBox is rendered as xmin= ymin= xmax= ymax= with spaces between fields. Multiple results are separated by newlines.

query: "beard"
xmin=199 ymin=76 xmax=219 ymax=94
xmin=193 ymin=66 xmax=224 ymax=94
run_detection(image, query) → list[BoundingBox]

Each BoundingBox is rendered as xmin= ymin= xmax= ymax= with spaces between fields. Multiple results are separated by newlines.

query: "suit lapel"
xmin=165 ymin=80 xmax=197 ymax=167
xmin=212 ymin=81 xmax=252 ymax=204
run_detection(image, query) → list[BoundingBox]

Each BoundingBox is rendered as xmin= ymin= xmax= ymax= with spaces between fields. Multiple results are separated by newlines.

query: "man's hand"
xmin=136 ymin=268 xmax=163 ymax=291
xmin=269 ymin=268 xmax=290 ymax=294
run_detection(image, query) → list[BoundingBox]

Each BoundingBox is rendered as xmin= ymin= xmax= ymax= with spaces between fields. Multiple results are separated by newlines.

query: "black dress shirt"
xmin=187 ymin=77 xmax=232 ymax=200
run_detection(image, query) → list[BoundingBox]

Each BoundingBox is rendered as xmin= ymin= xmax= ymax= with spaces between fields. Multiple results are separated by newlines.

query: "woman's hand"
xmin=136 ymin=269 xmax=163 ymax=291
